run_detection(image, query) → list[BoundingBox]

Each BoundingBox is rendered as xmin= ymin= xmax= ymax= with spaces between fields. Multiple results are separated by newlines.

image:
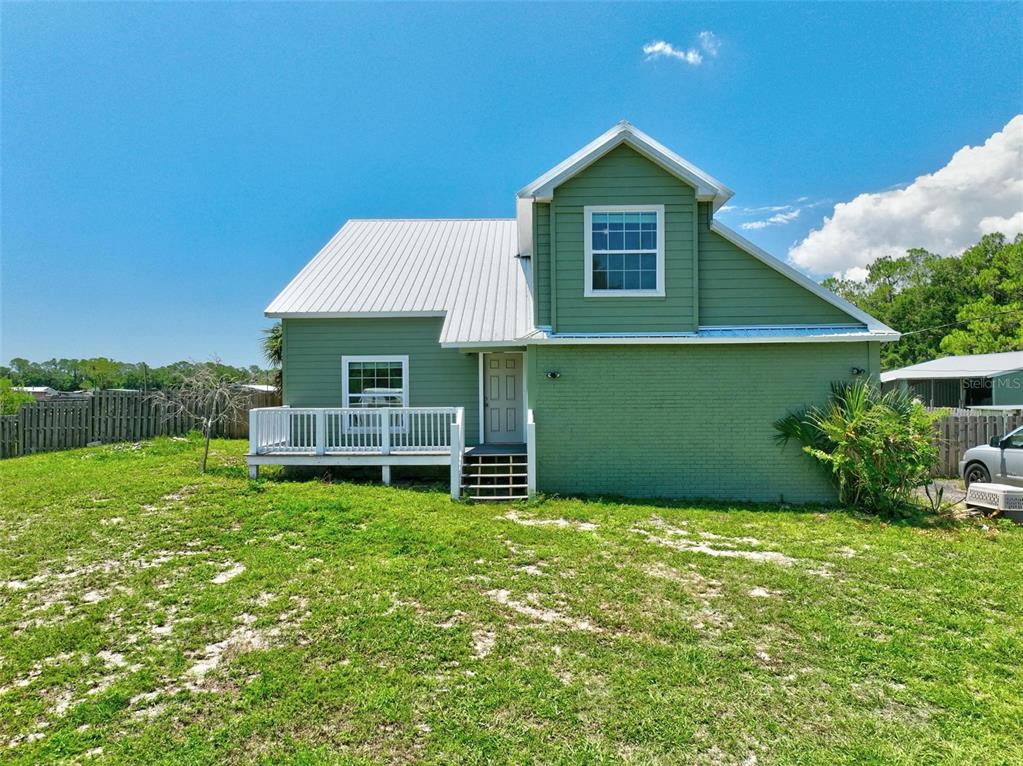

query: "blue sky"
xmin=3 ymin=3 xmax=1021 ymax=366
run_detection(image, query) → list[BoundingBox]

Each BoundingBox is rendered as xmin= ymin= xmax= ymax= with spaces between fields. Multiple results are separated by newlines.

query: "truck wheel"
xmin=964 ymin=462 xmax=991 ymax=487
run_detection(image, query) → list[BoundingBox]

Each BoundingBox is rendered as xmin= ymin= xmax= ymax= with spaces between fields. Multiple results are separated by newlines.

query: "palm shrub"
xmin=774 ymin=380 xmax=941 ymax=514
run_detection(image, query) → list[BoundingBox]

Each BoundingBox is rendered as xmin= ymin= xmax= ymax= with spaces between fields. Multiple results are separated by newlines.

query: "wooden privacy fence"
xmin=932 ymin=410 xmax=1023 ymax=477
xmin=0 ymin=388 xmax=280 ymax=459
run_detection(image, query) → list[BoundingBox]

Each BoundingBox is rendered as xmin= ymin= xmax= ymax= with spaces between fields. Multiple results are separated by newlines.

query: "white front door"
xmin=483 ymin=353 xmax=524 ymax=443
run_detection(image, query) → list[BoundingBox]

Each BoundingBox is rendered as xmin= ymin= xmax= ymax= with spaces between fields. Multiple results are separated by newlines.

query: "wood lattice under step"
xmin=461 ymin=453 xmax=528 ymax=500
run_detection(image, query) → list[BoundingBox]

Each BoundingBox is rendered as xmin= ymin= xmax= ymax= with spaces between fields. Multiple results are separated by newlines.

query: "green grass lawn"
xmin=0 ymin=437 xmax=1020 ymax=765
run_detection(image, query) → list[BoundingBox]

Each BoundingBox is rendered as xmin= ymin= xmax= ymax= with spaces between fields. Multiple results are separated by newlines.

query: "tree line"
xmin=0 ymin=358 xmax=274 ymax=393
xmin=822 ymin=233 xmax=1023 ymax=370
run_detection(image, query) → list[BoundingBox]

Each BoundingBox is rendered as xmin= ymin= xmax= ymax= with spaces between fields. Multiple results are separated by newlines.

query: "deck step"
xmin=461 ymin=451 xmax=529 ymax=501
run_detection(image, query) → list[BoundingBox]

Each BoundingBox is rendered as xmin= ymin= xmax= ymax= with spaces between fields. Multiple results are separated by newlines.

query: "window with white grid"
xmin=584 ymin=205 xmax=665 ymax=297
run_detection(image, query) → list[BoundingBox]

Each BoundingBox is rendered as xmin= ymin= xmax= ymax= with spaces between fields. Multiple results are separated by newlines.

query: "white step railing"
xmin=526 ymin=409 xmax=536 ymax=497
xmin=249 ymin=407 xmax=463 ymax=456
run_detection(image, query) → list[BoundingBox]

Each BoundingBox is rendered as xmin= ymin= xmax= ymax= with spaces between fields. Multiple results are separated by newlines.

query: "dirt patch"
xmin=185 ymin=625 xmax=270 ymax=687
xmin=500 ymin=510 xmax=598 ymax=532
xmin=212 ymin=562 xmax=246 ymax=585
xmin=486 ymin=589 xmax=601 ymax=633
xmin=472 ymin=629 xmax=496 ymax=658
xmin=633 ymin=519 xmax=798 ymax=567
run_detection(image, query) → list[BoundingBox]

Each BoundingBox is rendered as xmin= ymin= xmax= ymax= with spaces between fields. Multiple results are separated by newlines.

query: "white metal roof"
xmin=517 ymin=120 xmax=734 ymax=210
xmin=880 ymin=351 xmax=1023 ymax=382
xmin=265 ymin=219 xmax=534 ymax=346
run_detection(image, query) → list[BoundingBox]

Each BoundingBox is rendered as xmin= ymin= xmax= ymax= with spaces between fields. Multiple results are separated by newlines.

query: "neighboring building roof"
xmin=14 ymin=386 xmax=57 ymax=394
xmin=518 ymin=120 xmax=734 ymax=211
xmin=880 ymin=351 xmax=1023 ymax=383
xmin=238 ymin=383 xmax=277 ymax=392
xmin=265 ymin=219 xmax=534 ymax=346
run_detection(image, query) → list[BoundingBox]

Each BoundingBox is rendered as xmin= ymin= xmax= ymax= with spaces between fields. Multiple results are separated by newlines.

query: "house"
xmin=881 ymin=351 xmax=1023 ymax=408
xmin=13 ymin=386 xmax=58 ymax=401
xmin=249 ymin=121 xmax=898 ymax=502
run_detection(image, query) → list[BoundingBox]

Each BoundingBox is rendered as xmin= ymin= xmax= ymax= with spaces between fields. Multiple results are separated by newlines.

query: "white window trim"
xmin=584 ymin=204 xmax=665 ymax=298
xmin=341 ymin=355 xmax=409 ymax=433
xmin=341 ymin=355 xmax=410 ymax=408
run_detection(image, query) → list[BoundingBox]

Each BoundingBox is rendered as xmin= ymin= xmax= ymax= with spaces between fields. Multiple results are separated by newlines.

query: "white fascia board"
xmin=517 ymin=122 xmax=734 ymax=210
xmin=529 ymin=333 xmax=899 ymax=345
xmin=708 ymin=221 xmax=900 ymax=337
xmin=440 ymin=340 xmax=530 ymax=350
xmin=266 ymin=311 xmax=447 ymax=319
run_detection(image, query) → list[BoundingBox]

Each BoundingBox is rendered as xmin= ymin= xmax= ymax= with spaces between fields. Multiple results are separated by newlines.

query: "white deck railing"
xmin=249 ymin=407 xmax=464 ymax=456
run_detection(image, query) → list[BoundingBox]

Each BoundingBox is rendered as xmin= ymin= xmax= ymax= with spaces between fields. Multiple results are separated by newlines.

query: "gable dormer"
xmin=517 ymin=122 xmax=881 ymax=336
xmin=517 ymin=121 xmax=732 ymax=334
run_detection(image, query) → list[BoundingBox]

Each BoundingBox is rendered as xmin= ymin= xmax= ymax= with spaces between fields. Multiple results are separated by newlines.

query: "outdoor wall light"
xmin=851 ymin=367 xmax=866 ymax=375
xmin=545 ymin=370 xmax=561 ymax=380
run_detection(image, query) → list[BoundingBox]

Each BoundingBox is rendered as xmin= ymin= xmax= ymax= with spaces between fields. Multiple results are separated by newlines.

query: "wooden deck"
xmin=246 ymin=406 xmax=535 ymax=499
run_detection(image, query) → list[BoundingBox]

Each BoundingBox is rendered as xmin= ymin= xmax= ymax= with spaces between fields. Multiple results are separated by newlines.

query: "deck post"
xmin=248 ymin=409 xmax=259 ymax=456
xmin=526 ymin=409 xmax=536 ymax=497
xmin=248 ymin=464 xmax=258 ymax=479
xmin=380 ymin=410 xmax=391 ymax=455
xmin=314 ymin=410 xmax=325 ymax=456
xmin=381 ymin=465 xmax=391 ymax=485
xmin=450 ymin=408 xmax=464 ymax=500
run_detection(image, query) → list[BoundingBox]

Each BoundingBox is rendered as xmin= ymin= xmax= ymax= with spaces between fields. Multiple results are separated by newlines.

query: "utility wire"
xmin=896 ymin=306 xmax=1023 ymax=338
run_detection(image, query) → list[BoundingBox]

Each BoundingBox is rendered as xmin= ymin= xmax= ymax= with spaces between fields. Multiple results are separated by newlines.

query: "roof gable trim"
xmin=518 ymin=121 xmax=734 ymax=210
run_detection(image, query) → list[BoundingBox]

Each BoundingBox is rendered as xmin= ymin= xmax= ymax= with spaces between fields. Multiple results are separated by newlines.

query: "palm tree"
xmin=261 ymin=322 xmax=282 ymax=390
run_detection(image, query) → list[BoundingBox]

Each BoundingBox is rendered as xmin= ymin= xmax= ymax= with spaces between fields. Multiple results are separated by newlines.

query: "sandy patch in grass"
xmin=500 ymin=510 xmax=598 ymax=532
xmin=472 ymin=629 xmax=496 ymax=658
xmin=641 ymin=563 xmax=735 ymax=634
xmin=212 ymin=562 xmax=246 ymax=584
xmin=486 ymin=589 xmax=601 ymax=633
xmin=512 ymin=563 xmax=546 ymax=576
xmin=748 ymin=587 xmax=781 ymax=598
xmin=185 ymin=625 xmax=271 ymax=686
xmin=632 ymin=518 xmax=798 ymax=567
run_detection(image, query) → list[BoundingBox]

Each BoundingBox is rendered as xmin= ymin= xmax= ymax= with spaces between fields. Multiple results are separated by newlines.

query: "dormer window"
xmin=584 ymin=205 xmax=665 ymax=297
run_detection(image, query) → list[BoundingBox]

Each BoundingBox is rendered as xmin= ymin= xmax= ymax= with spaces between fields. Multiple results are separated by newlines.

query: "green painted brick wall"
xmin=697 ymin=203 xmax=856 ymax=326
xmin=282 ymin=317 xmax=481 ymax=446
xmin=548 ymin=144 xmax=698 ymax=333
xmin=527 ymin=342 xmax=880 ymax=503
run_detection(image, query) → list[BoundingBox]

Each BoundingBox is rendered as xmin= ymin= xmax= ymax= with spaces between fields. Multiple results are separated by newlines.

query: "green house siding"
xmin=282 ymin=317 xmax=481 ymax=446
xmin=549 ymin=144 xmax=698 ymax=333
xmin=533 ymin=202 xmax=552 ymax=327
xmin=527 ymin=342 xmax=879 ymax=503
xmin=697 ymin=204 xmax=856 ymax=326
xmin=993 ymin=370 xmax=1023 ymax=405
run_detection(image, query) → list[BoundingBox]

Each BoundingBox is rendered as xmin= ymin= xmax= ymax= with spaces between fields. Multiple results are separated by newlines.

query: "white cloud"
xmin=643 ymin=40 xmax=702 ymax=65
xmin=789 ymin=115 xmax=1023 ymax=278
xmin=739 ymin=207 xmax=803 ymax=230
xmin=698 ymin=31 xmax=721 ymax=56
xmin=643 ymin=31 xmax=720 ymax=66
